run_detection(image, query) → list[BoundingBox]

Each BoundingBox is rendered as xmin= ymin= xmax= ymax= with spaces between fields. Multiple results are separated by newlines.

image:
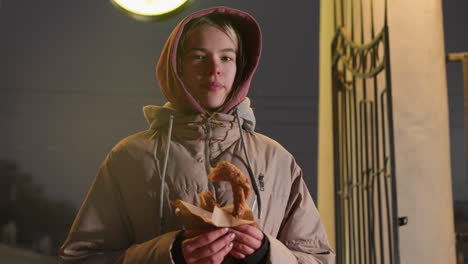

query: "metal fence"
xmin=331 ymin=0 xmax=401 ymax=263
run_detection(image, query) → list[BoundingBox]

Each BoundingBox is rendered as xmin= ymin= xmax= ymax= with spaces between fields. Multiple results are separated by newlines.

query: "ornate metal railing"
xmin=331 ymin=0 xmax=401 ymax=263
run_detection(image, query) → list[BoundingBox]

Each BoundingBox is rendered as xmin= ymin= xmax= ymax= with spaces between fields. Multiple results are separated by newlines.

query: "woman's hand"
xmin=228 ymin=224 xmax=264 ymax=259
xmin=182 ymin=227 xmax=236 ymax=264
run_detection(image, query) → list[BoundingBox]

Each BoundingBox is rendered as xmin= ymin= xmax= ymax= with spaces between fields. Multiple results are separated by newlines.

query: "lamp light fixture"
xmin=111 ymin=0 xmax=190 ymax=21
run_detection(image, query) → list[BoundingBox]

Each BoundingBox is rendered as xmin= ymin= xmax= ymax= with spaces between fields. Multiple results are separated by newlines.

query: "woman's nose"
xmin=206 ymin=59 xmax=221 ymax=75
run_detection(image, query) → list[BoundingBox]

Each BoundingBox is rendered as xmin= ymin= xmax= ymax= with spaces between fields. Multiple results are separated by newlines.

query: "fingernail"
xmin=222 ymin=227 xmax=229 ymax=233
xmin=229 ymin=233 xmax=236 ymax=240
xmin=229 ymin=242 xmax=233 ymax=248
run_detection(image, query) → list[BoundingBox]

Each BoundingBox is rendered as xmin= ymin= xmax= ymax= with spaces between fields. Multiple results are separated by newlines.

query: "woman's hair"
xmin=177 ymin=13 xmax=245 ymax=93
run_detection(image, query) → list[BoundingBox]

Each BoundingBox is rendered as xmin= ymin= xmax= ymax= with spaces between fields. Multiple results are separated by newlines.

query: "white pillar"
xmin=387 ymin=0 xmax=456 ymax=263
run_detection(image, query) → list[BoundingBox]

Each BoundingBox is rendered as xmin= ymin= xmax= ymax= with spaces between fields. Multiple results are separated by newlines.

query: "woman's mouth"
xmin=207 ymin=81 xmax=224 ymax=91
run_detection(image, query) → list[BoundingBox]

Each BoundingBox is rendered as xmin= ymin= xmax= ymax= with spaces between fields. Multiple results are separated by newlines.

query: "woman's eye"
xmin=221 ymin=56 xmax=234 ymax=62
xmin=192 ymin=55 xmax=205 ymax=60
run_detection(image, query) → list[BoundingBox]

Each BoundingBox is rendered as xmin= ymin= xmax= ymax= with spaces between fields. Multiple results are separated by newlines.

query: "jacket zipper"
xmin=204 ymin=121 xmax=213 ymax=174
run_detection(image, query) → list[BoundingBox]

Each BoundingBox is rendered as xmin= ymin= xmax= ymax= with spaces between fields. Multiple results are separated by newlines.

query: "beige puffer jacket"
xmin=59 ymin=99 xmax=334 ymax=263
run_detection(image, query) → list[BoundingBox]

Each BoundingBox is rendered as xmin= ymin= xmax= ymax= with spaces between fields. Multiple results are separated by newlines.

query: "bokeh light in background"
xmin=111 ymin=0 xmax=191 ymax=21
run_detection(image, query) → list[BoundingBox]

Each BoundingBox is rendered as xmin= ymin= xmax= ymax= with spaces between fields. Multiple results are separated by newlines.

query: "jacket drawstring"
xmin=235 ymin=109 xmax=263 ymax=220
xmin=158 ymin=114 xmax=174 ymax=234
xmin=156 ymin=111 xmax=261 ymax=233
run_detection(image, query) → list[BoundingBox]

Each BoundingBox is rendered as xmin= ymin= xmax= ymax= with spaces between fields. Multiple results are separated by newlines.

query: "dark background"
xmin=443 ymin=0 xmax=468 ymax=202
xmin=443 ymin=0 xmax=468 ymax=259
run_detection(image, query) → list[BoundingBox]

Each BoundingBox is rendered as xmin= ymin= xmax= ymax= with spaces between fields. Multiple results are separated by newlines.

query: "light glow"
xmin=112 ymin=0 xmax=189 ymax=16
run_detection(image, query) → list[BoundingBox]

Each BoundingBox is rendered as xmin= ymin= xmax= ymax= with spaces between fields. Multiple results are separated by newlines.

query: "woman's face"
xmin=180 ymin=25 xmax=237 ymax=111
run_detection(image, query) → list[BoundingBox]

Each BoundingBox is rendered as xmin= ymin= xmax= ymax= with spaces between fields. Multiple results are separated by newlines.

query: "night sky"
xmin=1 ymin=0 xmax=467 ymax=209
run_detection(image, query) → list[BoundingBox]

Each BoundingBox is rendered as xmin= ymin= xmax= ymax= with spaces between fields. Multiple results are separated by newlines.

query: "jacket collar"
xmin=143 ymin=97 xmax=256 ymax=132
xmin=143 ymin=98 xmax=256 ymax=159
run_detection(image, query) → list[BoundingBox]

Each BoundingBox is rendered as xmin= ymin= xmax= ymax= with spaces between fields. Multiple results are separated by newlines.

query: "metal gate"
xmin=331 ymin=0 xmax=401 ymax=263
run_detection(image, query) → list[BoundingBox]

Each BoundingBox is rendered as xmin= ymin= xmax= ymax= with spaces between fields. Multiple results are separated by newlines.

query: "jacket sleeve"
xmin=59 ymin=150 xmax=180 ymax=264
xmin=266 ymin=164 xmax=335 ymax=264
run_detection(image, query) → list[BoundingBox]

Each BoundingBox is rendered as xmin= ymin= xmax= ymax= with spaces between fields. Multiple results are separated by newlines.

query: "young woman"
xmin=60 ymin=6 xmax=334 ymax=264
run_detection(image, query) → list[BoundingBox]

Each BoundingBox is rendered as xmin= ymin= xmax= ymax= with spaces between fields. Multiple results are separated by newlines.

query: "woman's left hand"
xmin=228 ymin=224 xmax=264 ymax=259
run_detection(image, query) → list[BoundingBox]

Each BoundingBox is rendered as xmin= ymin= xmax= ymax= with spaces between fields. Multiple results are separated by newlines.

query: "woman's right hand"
xmin=182 ymin=227 xmax=236 ymax=264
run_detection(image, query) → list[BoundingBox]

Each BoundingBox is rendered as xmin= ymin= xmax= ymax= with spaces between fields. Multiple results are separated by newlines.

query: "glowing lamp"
xmin=111 ymin=0 xmax=191 ymax=21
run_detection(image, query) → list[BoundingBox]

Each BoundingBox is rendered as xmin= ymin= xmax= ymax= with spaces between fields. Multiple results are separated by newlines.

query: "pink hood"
xmin=156 ymin=6 xmax=262 ymax=114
